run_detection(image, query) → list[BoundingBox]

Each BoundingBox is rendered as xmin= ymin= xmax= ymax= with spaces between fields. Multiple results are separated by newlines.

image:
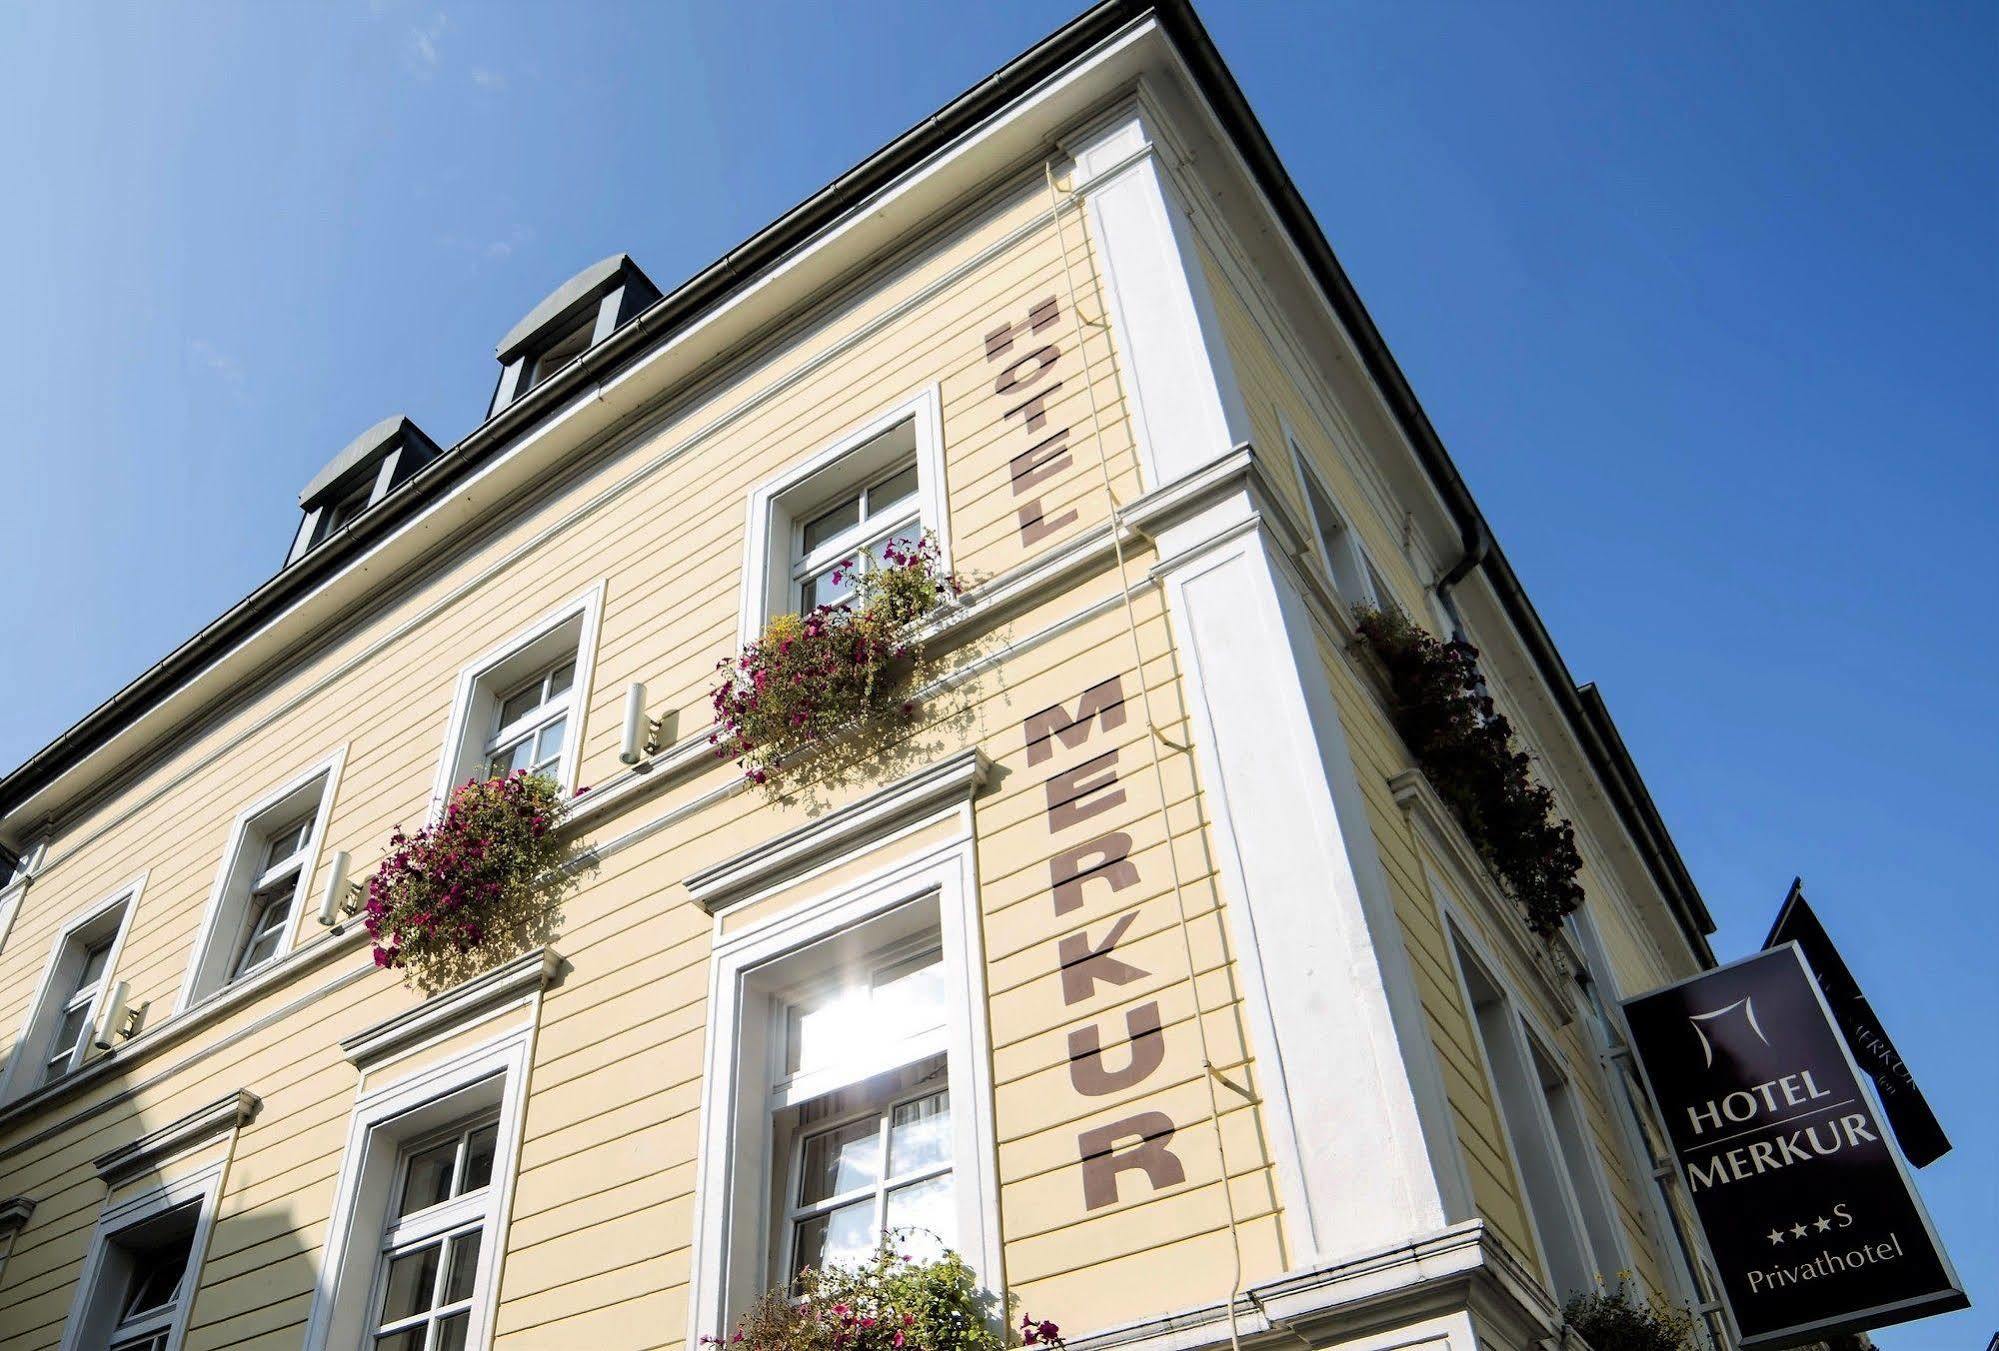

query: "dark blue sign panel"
xmin=1621 ymin=945 xmax=1965 ymax=1347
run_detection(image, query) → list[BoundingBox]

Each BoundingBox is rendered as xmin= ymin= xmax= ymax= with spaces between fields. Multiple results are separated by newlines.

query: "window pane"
xmin=884 ymin=1173 xmax=954 ymax=1258
xmin=119 ymin=1230 xmax=194 ymax=1318
xmin=373 ymin=1330 xmax=425 ymax=1351
xmin=76 ymin=938 xmax=113 ymax=990
xmin=461 ymin=1123 xmax=498 ymax=1194
xmin=888 ymin=1091 xmax=950 ymax=1177
xmin=799 ymin=1117 xmax=880 ymax=1205
xmin=398 ymin=1140 xmax=458 ymax=1217
xmin=110 ymin=1334 xmax=170 ymax=1351
xmin=377 ymin=1241 xmax=441 ymax=1322
xmin=262 ymin=816 xmax=311 ymax=869
xmin=234 ymin=896 xmax=289 ymax=977
xmin=793 ymin=1198 xmax=876 ymax=1275
xmin=873 ymin=949 xmax=945 ymax=1034
xmin=485 ymin=738 xmax=533 ymax=781
xmin=443 ymin=1229 xmax=482 ymax=1304
xmin=546 ymin=661 xmax=574 ymax=698
xmin=800 ymin=564 xmax=855 ymax=613
xmin=497 ymin=680 xmax=544 ymax=729
xmin=802 ymin=493 xmax=861 ymax=553
xmin=867 ymin=464 xmax=920 ymax=516
xmin=434 ymin=1311 xmax=470 ymax=1351
xmin=863 ymin=527 xmax=923 ymax=576
xmin=531 ymin=716 xmax=565 ymax=769
xmin=49 ymin=1003 xmax=91 ymax=1059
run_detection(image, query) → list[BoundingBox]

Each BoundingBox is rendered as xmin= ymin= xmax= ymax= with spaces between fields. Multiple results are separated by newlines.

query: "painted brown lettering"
xmin=994 ymin=344 xmax=1061 ymax=397
xmin=984 ymin=296 xmax=1060 ymax=361
xmin=1049 ymin=832 xmax=1138 ymax=915
xmin=1078 ymin=1111 xmax=1187 ymax=1210
xmin=1069 ymin=1002 xmax=1166 ymax=1095
xmin=1004 ymin=384 xmax=1063 ymax=433
xmin=1024 ymin=676 xmax=1128 ymax=766
xmin=1017 ymin=499 xmax=1079 ymax=547
xmin=1010 ymin=428 xmax=1073 ymax=494
xmin=1059 ymin=911 xmax=1146 ymax=1004
xmin=1044 ymin=750 xmax=1125 ymax=832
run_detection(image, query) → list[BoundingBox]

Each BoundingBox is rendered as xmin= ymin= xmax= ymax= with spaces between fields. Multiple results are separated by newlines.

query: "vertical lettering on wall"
xmin=1077 ymin=1112 xmax=1188 ymax=1210
xmin=1049 ymin=833 xmax=1138 ymax=916
xmin=1068 ymin=1003 xmax=1166 ymax=1095
xmin=984 ymin=295 xmax=1080 ymax=548
xmin=1058 ymin=912 xmax=1146 ymax=1005
xmin=1044 ymin=750 xmax=1125 ymax=832
xmin=1024 ymin=668 xmax=1187 ymax=1212
xmin=1025 ymin=677 xmax=1128 ymax=767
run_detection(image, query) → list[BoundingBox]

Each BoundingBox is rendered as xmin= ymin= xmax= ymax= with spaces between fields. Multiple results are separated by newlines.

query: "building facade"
xmin=0 ymin=5 xmax=1729 ymax=1350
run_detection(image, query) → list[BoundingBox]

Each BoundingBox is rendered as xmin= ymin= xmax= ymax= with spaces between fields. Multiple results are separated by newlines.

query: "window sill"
xmin=0 ymin=922 xmax=370 ymax=1136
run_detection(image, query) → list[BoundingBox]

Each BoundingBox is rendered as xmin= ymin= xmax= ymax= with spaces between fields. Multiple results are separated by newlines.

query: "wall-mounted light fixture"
xmin=317 ymin=850 xmax=361 ymax=926
xmin=619 ymin=682 xmax=661 ymax=764
xmin=92 ymin=981 xmax=144 ymax=1050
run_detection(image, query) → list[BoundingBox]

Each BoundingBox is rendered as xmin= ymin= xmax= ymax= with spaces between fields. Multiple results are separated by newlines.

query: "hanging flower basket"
xmin=711 ymin=534 xmax=957 ymax=796
xmin=365 ymin=771 xmax=577 ymax=993
xmin=1562 ymin=1279 xmax=1698 ymax=1351
xmin=706 ymin=1234 xmax=1060 ymax=1351
xmin=1354 ymin=605 xmax=1584 ymax=938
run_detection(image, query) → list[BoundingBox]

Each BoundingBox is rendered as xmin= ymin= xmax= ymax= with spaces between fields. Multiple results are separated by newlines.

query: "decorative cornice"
xmin=1390 ymin=767 xmax=1583 ymax=1024
xmin=91 ymin=1090 xmax=260 ymax=1187
xmin=341 ymin=948 xmax=559 ymax=1069
xmin=1058 ymin=1219 xmax=1559 ymax=1351
xmin=0 ymin=1196 xmax=32 ymax=1234
xmin=683 ymin=749 xmax=991 ymax=914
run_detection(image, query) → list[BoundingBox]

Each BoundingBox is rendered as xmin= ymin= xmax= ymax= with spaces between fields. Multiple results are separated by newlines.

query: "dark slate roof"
xmin=495 ymin=254 xmax=632 ymax=360
xmin=299 ymin=414 xmax=417 ymax=506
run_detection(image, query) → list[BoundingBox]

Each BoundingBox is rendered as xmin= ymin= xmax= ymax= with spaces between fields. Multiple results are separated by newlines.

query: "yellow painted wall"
xmin=0 ymin=164 xmax=1287 ymax=1351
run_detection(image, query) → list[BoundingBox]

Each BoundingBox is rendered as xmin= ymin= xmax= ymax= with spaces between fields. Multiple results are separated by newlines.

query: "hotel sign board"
xmin=1621 ymin=945 xmax=1966 ymax=1347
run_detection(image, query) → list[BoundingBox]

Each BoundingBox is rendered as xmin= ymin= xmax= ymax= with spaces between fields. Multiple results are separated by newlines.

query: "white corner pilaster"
xmin=1063 ymin=96 xmax=1251 ymax=491
xmin=1145 ymin=448 xmax=1466 ymax=1265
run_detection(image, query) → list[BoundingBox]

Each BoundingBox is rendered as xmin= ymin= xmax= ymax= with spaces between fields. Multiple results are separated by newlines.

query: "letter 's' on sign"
xmin=1622 ymin=945 xmax=1966 ymax=1347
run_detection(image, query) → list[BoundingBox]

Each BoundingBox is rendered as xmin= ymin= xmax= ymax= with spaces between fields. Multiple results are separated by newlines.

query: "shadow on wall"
xmin=0 ymin=1040 xmax=326 ymax=1347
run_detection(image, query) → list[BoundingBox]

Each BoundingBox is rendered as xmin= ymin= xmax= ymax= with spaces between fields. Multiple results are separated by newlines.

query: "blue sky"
xmin=0 ymin=2 xmax=1991 ymax=1342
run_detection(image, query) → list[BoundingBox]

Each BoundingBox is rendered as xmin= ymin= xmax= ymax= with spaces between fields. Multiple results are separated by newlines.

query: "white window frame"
xmin=688 ymin=839 xmax=999 ymax=1340
xmin=0 ymin=837 xmax=49 ymax=957
xmin=302 ymin=1028 xmax=532 ymax=1351
xmin=479 ymin=657 xmax=577 ymax=783
xmin=1446 ymin=916 xmax=1630 ymax=1301
xmin=57 ymin=1159 xmax=223 ymax=1351
xmin=364 ymin=1114 xmax=501 ymax=1350
xmin=430 ymin=583 xmax=604 ymax=815
xmin=737 ymin=387 xmax=949 ymax=644
xmin=1283 ymin=418 xmax=1384 ymax=614
xmin=176 ymin=749 xmax=345 ymax=1012
xmin=0 ymin=874 xmax=144 ymax=1105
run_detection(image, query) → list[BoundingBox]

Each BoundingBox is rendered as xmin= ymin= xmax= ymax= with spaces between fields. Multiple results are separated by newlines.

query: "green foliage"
xmin=711 ymin=535 xmax=955 ymax=796
xmin=1562 ymin=1280 xmax=1698 ymax=1351
xmin=365 ymin=771 xmax=577 ymax=993
xmin=1354 ymin=605 xmax=1584 ymax=937
xmin=710 ymin=1237 xmax=1058 ymax=1351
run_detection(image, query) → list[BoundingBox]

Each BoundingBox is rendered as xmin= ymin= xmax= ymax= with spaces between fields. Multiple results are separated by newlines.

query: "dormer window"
xmin=316 ymin=480 xmax=375 ymax=540
xmin=287 ymin=416 xmax=442 ymax=566
xmin=488 ymin=254 xmax=661 ymax=417
xmin=522 ymin=314 xmax=595 ymax=395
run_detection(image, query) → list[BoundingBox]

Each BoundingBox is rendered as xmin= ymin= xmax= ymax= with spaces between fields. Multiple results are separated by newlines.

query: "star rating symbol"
xmin=1790 ymin=1222 xmax=1808 ymax=1240
xmin=1768 ymin=1228 xmax=1786 ymax=1246
xmin=1814 ymin=1216 xmax=1833 ymax=1233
